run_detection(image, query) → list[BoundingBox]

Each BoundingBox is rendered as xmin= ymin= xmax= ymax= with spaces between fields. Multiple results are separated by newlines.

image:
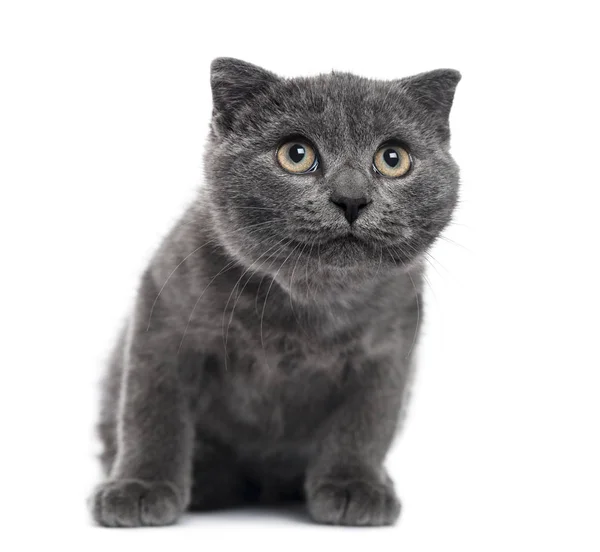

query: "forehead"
xmin=238 ymin=73 xmax=430 ymax=155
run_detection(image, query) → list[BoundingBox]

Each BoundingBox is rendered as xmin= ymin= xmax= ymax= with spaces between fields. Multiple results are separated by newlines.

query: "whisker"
xmin=422 ymin=249 xmax=451 ymax=275
xmin=415 ymin=217 xmax=469 ymax=228
xmin=405 ymin=269 xmax=421 ymax=361
xmin=399 ymin=240 xmax=444 ymax=280
xmin=177 ymin=259 xmax=239 ymax=353
xmin=313 ymin=240 xmax=323 ymax=304
xmin=260 ymin=241 xmax=301 ymax=364
xmin=254 ymin=239 xmax=293 ymax=317
xmin=391 ymin=243 xmax=439 ymax=315
xmin=222 ymin=236 xmax=289 ymax=368
xmin=146 ymin=219 xmax=285 ymax=330
xmin=288 ymin=241 xmax=311 ymax=336
xmin=231 ymin=207 xmax=279 ymax=212
xmin=304 ymin=238 xmax=317 ymax=306
xmin=385 ymin=244 xmax=421 ymax=361
xmin=419 ymin=227 xmax=472 ymax=254
xmin=435 ymin=234 xmax=473 ymax=254
xmin=373 ymin=244 xmax=384 ymax=280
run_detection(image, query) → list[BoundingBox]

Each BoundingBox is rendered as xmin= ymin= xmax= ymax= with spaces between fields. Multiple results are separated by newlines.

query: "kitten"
xmin=90 ymin=58 xmax=460 ymax=527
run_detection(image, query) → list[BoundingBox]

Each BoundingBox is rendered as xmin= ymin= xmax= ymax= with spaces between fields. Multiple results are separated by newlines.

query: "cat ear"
xmin=210 ymin=58 xmax=280 ymax=134
xmin=399 ymin=69 xmax=461 ymax=141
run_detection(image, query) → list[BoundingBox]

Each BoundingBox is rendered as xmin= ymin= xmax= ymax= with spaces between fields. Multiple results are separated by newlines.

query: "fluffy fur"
xmin=90 ymin=58 xmax=461 ymax=527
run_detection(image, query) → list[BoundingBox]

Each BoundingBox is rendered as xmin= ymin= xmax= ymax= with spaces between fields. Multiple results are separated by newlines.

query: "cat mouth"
xmin=331 ymin=233 xmax=362 ymax=244
xmin=284 ymin=233 xmax=365 ymax=257
xmin=321 ymin=233 xmax=380 ymax=255
xmin=329 ymin=230 xmax=395 ymax=247
xmin=286 ymin=229 xmax=398 ymax=256
xmin=317 ymin=233 xmax=367 ymax=250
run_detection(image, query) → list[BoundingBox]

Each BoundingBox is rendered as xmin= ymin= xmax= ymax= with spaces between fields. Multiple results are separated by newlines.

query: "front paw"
xmin=90 ymin=479 xmax=184 ymax=527
xmin=306 ymin=470 xmax=400 ymax=526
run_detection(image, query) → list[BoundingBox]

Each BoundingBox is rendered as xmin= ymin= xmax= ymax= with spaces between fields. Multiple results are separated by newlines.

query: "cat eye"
xmin=373 ymin=144 xmax=412 ymax=178
xmin=277 ymin=140 xmax=318 ymax=174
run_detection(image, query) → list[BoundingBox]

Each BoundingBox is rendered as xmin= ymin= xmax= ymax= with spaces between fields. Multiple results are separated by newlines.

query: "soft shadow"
xmin=180 ymin=502 xmax=312 ymax=526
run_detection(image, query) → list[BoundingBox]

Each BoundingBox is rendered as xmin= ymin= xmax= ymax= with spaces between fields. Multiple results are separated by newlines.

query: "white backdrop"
xmin=1 ymin=1 xmax=599 ymax=550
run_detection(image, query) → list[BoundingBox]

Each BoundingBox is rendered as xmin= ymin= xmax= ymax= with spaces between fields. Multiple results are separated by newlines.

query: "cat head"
xmin=203 ymin=58 xmax=460 ymax=297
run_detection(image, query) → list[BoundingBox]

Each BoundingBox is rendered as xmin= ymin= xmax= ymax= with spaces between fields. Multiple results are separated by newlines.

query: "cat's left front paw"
xmin=306 ymin=471 xmax=401 ymax=526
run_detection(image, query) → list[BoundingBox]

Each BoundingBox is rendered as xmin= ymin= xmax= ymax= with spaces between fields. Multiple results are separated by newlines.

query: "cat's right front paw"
xmin=90 ymin=479 xmax=184 ymax=527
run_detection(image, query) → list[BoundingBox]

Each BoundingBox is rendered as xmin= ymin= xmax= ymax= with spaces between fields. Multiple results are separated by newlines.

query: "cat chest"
xmin=196 ymin=346 xmax=351 ymax=445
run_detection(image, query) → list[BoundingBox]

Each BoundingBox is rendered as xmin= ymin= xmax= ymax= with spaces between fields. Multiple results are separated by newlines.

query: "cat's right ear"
xmin=210 ymin=58 xmax=280 ymax=135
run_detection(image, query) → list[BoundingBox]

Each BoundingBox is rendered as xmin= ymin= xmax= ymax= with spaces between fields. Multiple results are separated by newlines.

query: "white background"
xmin=1 ymin=1 xmax=599 ymax=550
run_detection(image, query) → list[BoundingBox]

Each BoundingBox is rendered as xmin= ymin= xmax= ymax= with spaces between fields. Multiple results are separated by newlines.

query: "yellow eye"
xmin=277 ymin=140 xmax=318 ymax=174
xmin=373 ymin=144 xmax=412 ymax=177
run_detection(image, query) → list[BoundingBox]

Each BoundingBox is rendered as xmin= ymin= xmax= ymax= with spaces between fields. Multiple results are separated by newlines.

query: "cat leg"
xmin=90 ymin=282 xmax=195 ymax=527
xmin=97 ymin=325 xmax=127 ymax=476
xmin=305 ymin=360 xmax=409 ymax=526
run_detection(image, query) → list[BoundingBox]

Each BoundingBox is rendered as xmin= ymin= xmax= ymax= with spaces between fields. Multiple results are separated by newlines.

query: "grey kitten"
xmin=90 ymin=58 xmax=460 ymax=527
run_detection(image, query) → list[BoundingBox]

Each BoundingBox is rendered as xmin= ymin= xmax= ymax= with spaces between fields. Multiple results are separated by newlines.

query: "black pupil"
xmin=383 ymin=148 xmax=399 ymax=167
xmin=289 ymin=144 xmax=306 ymax=163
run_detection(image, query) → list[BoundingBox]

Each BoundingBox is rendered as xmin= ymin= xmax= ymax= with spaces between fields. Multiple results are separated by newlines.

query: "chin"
xmin=310 ymin=235 xmax=416 ymax=273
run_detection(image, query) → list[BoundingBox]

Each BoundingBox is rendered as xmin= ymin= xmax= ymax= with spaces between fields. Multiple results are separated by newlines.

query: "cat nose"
xmin=329 ymin=167 xmax=372 ymax=225
xmin=330 ymin=195 xmax=370 ymax=225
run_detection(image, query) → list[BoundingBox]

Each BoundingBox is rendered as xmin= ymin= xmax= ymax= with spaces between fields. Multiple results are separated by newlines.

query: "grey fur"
xmin=90 ymin=58 xmax=460 ymax=527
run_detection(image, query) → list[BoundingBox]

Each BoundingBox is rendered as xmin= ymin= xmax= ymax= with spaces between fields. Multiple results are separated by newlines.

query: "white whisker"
xmin=222 ymin=236 xmax=289 ymax=369
xmin=260 ymin=241 xmax=301 ymax=365
xmin=177 ymin=259 xmax=238 ymax=353
xmin=146 ymin=218 xmax=284 ymax=330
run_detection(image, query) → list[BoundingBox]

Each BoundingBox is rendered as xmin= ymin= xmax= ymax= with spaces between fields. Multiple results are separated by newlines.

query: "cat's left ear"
xmin=398 ymin=69 xmax=461 ymax=142
xmin=210 ymin=58 xmax=280 ymax=135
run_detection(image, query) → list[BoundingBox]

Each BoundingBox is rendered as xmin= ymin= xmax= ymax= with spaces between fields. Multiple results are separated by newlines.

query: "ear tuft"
xmin=210 ymin=58 xmax=280 ymax=134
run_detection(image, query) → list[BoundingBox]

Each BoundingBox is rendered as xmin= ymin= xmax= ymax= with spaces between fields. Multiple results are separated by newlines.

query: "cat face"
xmin=204 ymin=59 xmax=460 ymax=294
